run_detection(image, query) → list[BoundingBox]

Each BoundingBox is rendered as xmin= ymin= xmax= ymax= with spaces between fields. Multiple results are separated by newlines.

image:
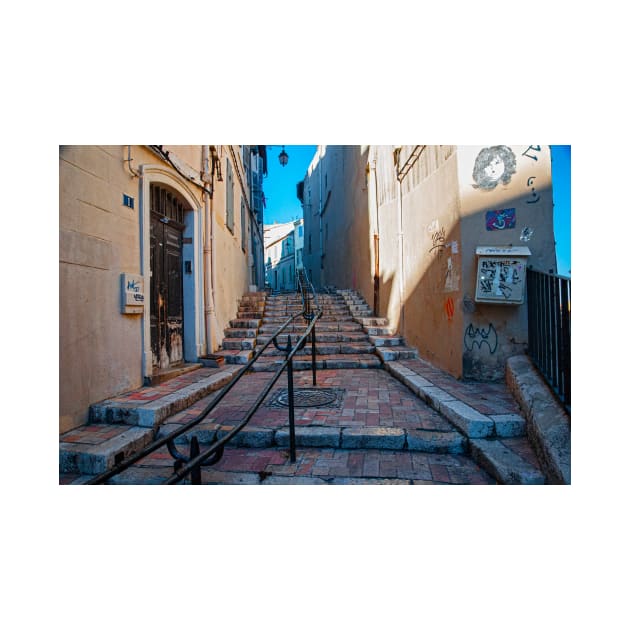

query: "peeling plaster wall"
xmin=457 ymin=145 xmax=556 ymax=380
xmin=59 ymin=145 xmax=255 ymax=433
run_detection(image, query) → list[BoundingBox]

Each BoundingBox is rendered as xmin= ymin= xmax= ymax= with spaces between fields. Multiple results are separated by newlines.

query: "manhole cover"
xmin=268 ymin=388 xmax=345 ymax=408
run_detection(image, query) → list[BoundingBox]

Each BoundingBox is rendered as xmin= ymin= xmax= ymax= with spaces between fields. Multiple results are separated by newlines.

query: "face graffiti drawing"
xmin=472 ymin=146 xmax=517 ymax=190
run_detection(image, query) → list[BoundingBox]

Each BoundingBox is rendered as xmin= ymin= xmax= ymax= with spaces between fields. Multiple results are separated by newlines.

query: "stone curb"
xmin=469 ymin=439 xmax=546 ymax=485
xmin=158 ymin=423 xmax=467 ymax=455
xmin=506 ymin=355 xmax=571 ymax=484
xmin=384 ymin=362 xmax=496 ymax=438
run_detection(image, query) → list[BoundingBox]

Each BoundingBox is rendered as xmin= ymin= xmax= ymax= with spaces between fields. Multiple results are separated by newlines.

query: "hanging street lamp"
xmin=278 ymin=146 xmax=289 ymax=167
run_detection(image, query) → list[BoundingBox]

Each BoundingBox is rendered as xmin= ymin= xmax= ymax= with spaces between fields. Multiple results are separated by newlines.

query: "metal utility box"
xmin=474 ymin=246 xmax=531 ymax=305
xmin=121 ymin=273 xmax=145 ymax=314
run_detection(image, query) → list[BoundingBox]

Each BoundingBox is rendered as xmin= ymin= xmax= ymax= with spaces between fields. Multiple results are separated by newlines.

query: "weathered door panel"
xmin=150 ymin=215 xmax=184 ymax=370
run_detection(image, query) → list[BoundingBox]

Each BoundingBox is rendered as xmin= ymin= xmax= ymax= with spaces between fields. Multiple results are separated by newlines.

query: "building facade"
xmin=300 ymin=145 xmax=557 ymax=381
xmin=59 ymin=145 xmax=266 ymax=433
xmin=264 ymin=218 xmax=304 ymax=291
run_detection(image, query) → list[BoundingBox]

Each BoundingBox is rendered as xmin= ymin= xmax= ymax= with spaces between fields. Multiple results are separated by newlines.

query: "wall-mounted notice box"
xmin=121 ymin=273 xmax=145 ymax=314
xmin=474 ymin=246 xmax=531 ymax=304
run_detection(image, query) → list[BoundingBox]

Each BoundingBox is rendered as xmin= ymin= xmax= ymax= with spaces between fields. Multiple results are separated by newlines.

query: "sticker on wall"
xmin=520 ymin=227 xmax=534 ymax=242
xmin=451 ymin=241 xmax=459 ymax=254
xmin=486 ymin=208 xmax=516 ymax=231
xmin=472 ymin=146 xmax=517 ymax=190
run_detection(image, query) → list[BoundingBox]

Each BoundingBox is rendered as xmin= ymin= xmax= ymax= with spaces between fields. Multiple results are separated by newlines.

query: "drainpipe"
xmin=368 ymin=157 xmax=380 ymax=315
xmin=202 ymin=146 xmax=217 ymax=354
xmin=395 ymin=148 xmax=405 ymax=335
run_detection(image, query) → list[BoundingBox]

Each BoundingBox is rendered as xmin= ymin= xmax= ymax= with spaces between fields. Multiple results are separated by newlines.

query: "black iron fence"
xmin=86 ymin=279 xmax=322 ymax=485
xmin=526 ymin=267 xmax=571 ymax=413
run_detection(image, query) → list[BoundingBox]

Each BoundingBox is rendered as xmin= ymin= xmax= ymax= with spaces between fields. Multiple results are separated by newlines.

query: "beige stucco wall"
xmin=59 ymin=145 xmax=257 ymax=433
xmin=457 ymin=144 xmax=556 ymax=379
xmin=301 ymin=144 xmax=557 ymax=382
xmin=368 ymin=145 xmax=463 ymax=376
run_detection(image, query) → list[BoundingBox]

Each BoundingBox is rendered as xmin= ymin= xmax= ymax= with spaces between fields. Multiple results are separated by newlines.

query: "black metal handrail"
xmin=526 ymin=267 xmax=571 ymax=414
xmin=163 ymin=313 xmax=321 ymax=484
xmin=84 ymin=286 xmax=322 ymax=485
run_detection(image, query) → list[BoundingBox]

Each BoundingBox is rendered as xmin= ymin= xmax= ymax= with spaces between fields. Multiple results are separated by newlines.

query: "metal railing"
xmin=86 ymin=282 xmax=322 ymax=485
xmin=526 ymin=267 xmax=571 ymax=413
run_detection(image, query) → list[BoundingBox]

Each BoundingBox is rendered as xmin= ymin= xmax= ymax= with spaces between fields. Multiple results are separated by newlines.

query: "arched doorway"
xmin=149 ymin=183 xmax=188 ymax=370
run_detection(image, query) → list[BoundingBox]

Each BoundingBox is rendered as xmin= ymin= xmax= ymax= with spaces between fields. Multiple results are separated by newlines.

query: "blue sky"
xmin=550 ymin=145 xmax=571 ymax=277
xmin=262 ymin=145 xmax=317 ymax=225
xmin=263 ymin=145 xmax=570 ymax=276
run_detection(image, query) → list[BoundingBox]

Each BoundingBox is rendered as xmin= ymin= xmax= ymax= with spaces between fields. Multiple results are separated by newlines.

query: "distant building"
xmin=264 ymin=218 xmax=303 ymax=291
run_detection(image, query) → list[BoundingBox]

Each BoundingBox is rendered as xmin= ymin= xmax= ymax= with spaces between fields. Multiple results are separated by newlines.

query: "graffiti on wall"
xmin=472 ymin=146 xmax=517 ymax=190
xmin=526 ymin=176 xmax=540 ymax=204
xmin=520 ymin=227 xmax=534 ymax=242
xmin=464 ymin=323 xmax=498 ymax=354
xmin=444 ymin=297 xmax=455 ymax=322
xmin=486 ymin=208 xmax=516 ymax=231
xmin=429 ymin=226 xmax=447 ymax=257
xmin=522 ymin=145 xmax=542 ymax=161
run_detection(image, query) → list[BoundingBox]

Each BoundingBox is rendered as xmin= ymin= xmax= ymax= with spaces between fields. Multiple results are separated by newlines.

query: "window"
xmin=298 ymin=225 xmax=303 ymax=237
xmin=226 ymin=159 xmax=234 ymax=233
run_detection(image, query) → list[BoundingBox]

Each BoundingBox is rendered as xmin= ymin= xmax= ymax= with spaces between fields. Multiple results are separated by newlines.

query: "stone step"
xmin=224 ymin=327 xmax=258 ymax=338
xmin=365 ymin=326 xmax=396 ymax=336
xmin=355 ymin=317 xmax=390 ymax=327
xmin=229 ymin=318 xmax=261 ymax=329
xmin=222 ymin=338 xmax=256 ymax=351
xmin=159 ymin=424 xmax=467 ymax=455
xmin=89 ymin=365 xmax=241 ymax=428
xmin=258 ymin=322 xmax=363 ymax=334
xmin=469 ymin=439 xmax=545 ymax=484
xmin=60 ymin=425 xmax=154 ymax=475
xmin=237 ymin=311 xmax=264 ymax=319
xmin=369 ymin=335 xmax=404 ymax=347
xmin=249 ymin=353 xmax=381 ymax=371
xmin=217 ymin=349 xmax=254 ymax=365
xmin=259 ymin=341 xmax=375 ymax=357
xmin=375 ymin=346 xmax=419 ymax=361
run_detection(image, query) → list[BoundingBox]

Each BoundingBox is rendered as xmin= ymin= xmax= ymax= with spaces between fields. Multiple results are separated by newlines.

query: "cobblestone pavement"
xmin=60 ymin=364 xmax=526 ymax=485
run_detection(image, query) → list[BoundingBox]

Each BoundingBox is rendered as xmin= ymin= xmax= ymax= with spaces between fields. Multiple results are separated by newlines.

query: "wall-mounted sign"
xmin=474 ymin=246 xmax=530 ymax=304
xmin=121 ymin=273 xmax=145 ymax=314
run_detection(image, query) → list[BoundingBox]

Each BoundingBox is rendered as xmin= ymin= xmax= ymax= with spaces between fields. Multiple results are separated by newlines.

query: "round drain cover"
xmin=276 ymin=388 xmax=338 ymax=408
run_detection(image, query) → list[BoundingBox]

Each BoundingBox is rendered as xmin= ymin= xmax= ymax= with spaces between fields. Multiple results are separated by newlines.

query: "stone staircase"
xmin=60 ymin=287 xmax=549 ymax=485
xmin=216 ymin=287 xmax=419 ymax=371
xmin=216 ymin=291 xmax=266 ymax=365
xmin=338 ymin=290 xmax=419 ymax=362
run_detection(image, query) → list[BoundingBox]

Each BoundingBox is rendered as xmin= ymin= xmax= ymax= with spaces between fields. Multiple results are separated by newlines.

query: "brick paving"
xmin=398 ymin=357 xmax=522 ymax=416
xmin=61 ymin=444 xmax=495 ymax=485
xmin=158 ymin=368 xmax=454 ymax=433
xmin=99 ymin=366 xmax=226 ymax=404
xmin=59 ymin=365 xmax=502 ymax=485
